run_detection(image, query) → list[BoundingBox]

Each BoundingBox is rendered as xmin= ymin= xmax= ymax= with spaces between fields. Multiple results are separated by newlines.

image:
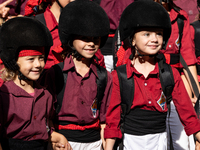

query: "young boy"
xmin=43 ymin=1 xmax=112 ymax=150
xmin=0 ymin=17 xmax=71 ymax=150
xmin=104 ymin=1 xmax=200 ymax=150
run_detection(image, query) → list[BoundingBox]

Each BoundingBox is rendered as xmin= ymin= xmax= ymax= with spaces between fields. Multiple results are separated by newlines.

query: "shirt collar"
xmin=126 ymin=59 xmax=159 ymax=79
xmin=1 ymin=80 xmax=44 ymax=97
xmin=62 ymin=56 xmax=98 ymax=77
xmin=170 ymin=8 xmax=187 ymax=22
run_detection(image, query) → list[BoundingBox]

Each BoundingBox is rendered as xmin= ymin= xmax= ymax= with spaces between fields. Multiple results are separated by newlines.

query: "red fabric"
xmin=56 ymin=120 xmax=100 ymax=131
xmin=25 ymin=0 xmax=41 ymax=16
xmin=24 ymin=0 xmax=51 ymax=16
xmin=95 ymin=49 xmax=106 ymax=68
xmin=0 ymin=59 xmax=2 ymax=64
xmin=116 ymin=46 xmax=126 ymax=67
xmin=108 ymin=34 xmax=115 ymax=38
xmin=44 ymin=56 xmax=112 ymax=124
xmin=43 ymin=7 xmax=63 ymax=69
xmin=18 ymin=49 xmax=45 ymax=57
xmin=104 ymin=59 xmax=200 ymax=139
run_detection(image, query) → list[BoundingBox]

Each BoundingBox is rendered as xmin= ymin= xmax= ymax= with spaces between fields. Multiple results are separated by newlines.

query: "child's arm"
xmin=195 ymin=132 xmax=200 ymax=150
xmin=50 ymin=131 xmax=72 ymax=150
xmin=105 ymin=138 xmax=116 ymax=150
xmin=100 ymin=124 xmax=106 ymax=149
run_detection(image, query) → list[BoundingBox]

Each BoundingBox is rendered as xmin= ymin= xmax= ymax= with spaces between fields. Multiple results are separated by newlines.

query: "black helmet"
xmin=0 ymin=17 xmax=53 ymax=71
xmin=58 ymin=0 xmax=110 ymax=48
xmin=119 ymin=0 xmax=171 ymax=47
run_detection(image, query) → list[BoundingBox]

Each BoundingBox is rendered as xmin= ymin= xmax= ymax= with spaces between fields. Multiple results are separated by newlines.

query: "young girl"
xmin=104 ymin=1 xmax=200 ymax=150
xmin=0 ymin=17 xmax=71 ymax=150
xmin=42 ymin=1 xmax=112 ymax=150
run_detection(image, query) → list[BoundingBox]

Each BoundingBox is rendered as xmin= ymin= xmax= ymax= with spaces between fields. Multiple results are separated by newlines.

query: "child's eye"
xmin=157 ymin=32 xmax=163 ymax=36
xmin=28 ymin=58 xmax=34 ymax=61
xmin=144 ymin=33 xmax=150 ymax=36
xmin=39 ymin=56 xmax=45 ymax=60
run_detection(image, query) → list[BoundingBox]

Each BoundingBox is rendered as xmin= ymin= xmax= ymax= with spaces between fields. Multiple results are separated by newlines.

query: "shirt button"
xmin=169 ymin=45 xmax=171 ymax=48
xmin=81 ymin=101 xmax=84 ymax=104
xmin=149 ymin=101 xmax=152 ymax=104
xmin=144 ymin=83 xmax=147 ymax=86
xmin=81 ymin=120 xmax=85 ymax=124
xmin=33 ymin=116 xmax=36 ymax=119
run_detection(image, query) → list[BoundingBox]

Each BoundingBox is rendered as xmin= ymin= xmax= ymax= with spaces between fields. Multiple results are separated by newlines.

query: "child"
xmin=104 ymin=1 xmax=200 ymax=150
xmin=43 ymin=1 xmax=112 ymax=150
xmin=0 ymin=17 xmax=71 ymax=150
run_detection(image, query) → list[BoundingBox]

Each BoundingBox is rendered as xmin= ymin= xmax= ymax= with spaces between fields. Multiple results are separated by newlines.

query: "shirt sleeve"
xmin=104 ymin=70 xmax=122 ymax=139
xmin=171 ymin=67 xmax=200 ymax=136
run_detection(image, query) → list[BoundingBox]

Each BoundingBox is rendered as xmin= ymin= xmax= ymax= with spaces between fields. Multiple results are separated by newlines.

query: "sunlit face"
xmin=17 ymin=49 xmax=45 ymax=81
xmin=132 ymin=28 xmax=163 ymax=56
xmin=72 ymin=36 xmax=101 ymax=59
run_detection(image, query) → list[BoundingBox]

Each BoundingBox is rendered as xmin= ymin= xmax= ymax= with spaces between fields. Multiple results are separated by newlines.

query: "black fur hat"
xmin=58 ymin=0 xmax=110 ymax=48
xmin=119 ymin=1 xmax=171 ymax=47
xmin=0 ymin=17 xmax=53 ymax=71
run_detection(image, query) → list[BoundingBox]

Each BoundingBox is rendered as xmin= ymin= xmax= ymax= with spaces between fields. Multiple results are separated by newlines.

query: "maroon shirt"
xmin=44 ymin=56 xmax=112 ymax=125
xmin=0 ymin=81 xmax=54 ymax=141
xmin=174 ymin=0 xmax=198 ymax=23
xmin=100 ymin=0 xmax=134 ymax=30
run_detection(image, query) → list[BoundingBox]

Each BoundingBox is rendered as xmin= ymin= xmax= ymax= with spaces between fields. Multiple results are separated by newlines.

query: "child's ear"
xmin=132 ymin=40 xmax=135 ymax=46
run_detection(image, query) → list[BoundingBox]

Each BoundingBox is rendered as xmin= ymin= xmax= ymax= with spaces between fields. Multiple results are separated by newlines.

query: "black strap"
xmin=191 ymin=20 xmax=200 ymax=57
xmin=35 ymin=13 xmax=46 ymax=26
xmin=96 ymin=65 xmax=108 ymax=110
xmin=157 ymin=54 xmax=175 ymax=150
xmin=116 ymin=64 xmax=134 ymax=150
xmin=52 ymin=62 xmax=67 ymax=114
xmin=177 ymin=16 xmax=200 ymax=115
xmin=53 ymin=62 xmax=107 ymax=114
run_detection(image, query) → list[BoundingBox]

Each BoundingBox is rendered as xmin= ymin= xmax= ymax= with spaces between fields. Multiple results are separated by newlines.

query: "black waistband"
xmin=1 ymin=138 xmax=47 ymax=150
xmin=58 ymin=128 xmax=100 ymax=143
xmin=124 ymin=108 xmax=167 ymax=135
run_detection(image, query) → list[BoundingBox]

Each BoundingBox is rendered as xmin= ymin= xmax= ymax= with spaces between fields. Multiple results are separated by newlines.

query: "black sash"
xmin=124 ymin=108 xmax=167 ymax=135
xmin=1 ymin=138 xmax=48 ymax=150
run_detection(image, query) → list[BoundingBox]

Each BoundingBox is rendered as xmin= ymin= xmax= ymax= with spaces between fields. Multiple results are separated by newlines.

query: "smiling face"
xmin=132 ymin=28 xmax=163 ymax=56
xmin=16 ymin=47 xmax=45 ymax=81
xmin=72 ymin=36 xmax=101 ymax=59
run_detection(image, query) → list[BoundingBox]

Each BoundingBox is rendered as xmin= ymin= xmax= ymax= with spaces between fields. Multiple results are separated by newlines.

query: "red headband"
xmin=18 ymin=49 xmax=45 ymax=57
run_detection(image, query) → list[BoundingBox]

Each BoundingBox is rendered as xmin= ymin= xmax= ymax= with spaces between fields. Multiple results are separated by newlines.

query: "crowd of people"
xmin=0 ymin=0 xmax=200 ymax=150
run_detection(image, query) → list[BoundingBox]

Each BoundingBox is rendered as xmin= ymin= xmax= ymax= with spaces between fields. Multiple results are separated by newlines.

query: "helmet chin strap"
xmin=56 ymin=0 xmax=63 ymax=9
xmin=160 ymin=0 xmax=169 ymax=4
xmin=18 ymin=71 xmax=31 ymax=81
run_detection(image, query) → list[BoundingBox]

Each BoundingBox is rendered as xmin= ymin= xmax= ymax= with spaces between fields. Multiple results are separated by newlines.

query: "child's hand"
xmin=52 ymin=141 xmax=72 ymax=150
xmin=196 ymin=140 xmax=200 ymax=150
xmin=51 ymin=131 xmax=72 ymax=150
